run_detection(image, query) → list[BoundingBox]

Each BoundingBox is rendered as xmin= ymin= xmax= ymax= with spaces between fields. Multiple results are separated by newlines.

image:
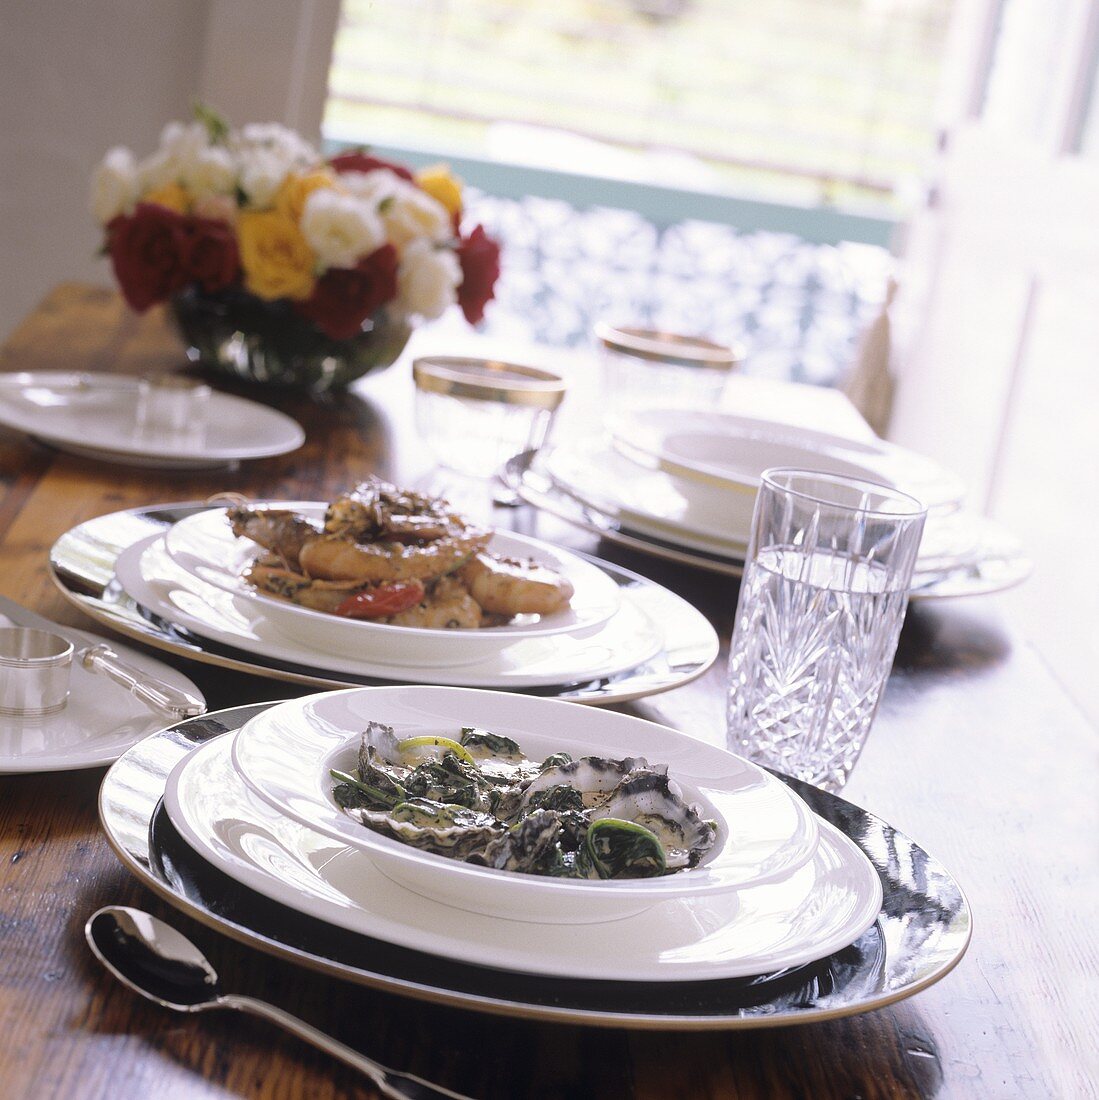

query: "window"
xmin=324 ymin=0 xmax=955 ymax=216
xmin=321 ymin=1 xmax=953 ymax=380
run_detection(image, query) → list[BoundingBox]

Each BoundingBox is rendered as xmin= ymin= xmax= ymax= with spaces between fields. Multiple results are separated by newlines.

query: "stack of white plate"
xmin=162 ymin=685 xmax=884 ymax=983
xmin=521 ymin=409 xmax=1030 ymax=599
xmin=92 ymin=501 xmax=719 ymax=701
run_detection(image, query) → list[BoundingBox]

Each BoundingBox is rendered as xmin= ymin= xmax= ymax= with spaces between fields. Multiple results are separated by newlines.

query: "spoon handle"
xmin=219 ymin=995 xmax=477 ymax=1100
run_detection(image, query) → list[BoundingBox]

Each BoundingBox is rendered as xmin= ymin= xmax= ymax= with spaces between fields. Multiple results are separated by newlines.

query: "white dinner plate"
xmin=610 ymin=409 xmax=966 ymax=512
xmin=230 ymin=686 xmax=821 ymax=924
xmin=543 ymin=441 xmax=753 ymax=552
xmin=0 ymin=371 xmax=304 ymax=468
xmin=163 ymin=505 xmax=622 ymax=666
xmin=166 ymin=731 xmax=881 ymax=982
xmin=116 ymin=534 xmax=673 ymax=688
xmin=542 ymin=443 xmax=987 ymax=576
xmin=0 ymin=621 xmax=203 ymax=773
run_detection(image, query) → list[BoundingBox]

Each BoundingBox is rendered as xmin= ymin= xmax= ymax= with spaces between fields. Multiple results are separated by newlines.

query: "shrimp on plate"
xmin=226 ymin=478 xmax=574 ymax=629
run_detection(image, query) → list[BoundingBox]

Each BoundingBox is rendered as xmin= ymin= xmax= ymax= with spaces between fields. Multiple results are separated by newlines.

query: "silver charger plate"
xmin=509 ymin=455 xmax=1034 ymax=601
xmin=99 ymin=704 xmax=972 ymax=1029
xmin=48 ymin=503 xmax=717 ymax=705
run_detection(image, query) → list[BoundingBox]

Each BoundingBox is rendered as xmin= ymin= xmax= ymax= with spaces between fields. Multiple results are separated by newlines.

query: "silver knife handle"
xmin=79 ymin=644 xmax=206 ymax=721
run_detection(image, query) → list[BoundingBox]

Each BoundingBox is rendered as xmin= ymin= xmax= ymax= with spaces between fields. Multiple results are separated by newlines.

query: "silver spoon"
xmin=85 ymin=906 xmax=477 ymax=1100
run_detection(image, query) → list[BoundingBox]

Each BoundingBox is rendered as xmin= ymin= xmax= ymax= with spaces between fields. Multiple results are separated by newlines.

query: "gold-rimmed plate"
xmin=49 ymin=503 xmax=718 ymax=705
xmin=99 ymin=703 xmax=972 ymax=1029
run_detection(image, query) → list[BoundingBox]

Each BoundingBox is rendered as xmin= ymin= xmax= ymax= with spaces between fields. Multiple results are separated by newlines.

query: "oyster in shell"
xmin=589 ymin=771 xmax=717 ymax=869
xmin=519 ymin=755 xmax=655 ymax=809
xmin=358 ymin=798 xmax=505 ymax=861
xmin=332 ymin=727 xmax=718 ymax=880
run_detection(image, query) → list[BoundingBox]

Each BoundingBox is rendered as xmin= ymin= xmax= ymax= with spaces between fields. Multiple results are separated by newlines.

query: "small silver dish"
xmin=0 ymin=627 xmax=74 ymax=718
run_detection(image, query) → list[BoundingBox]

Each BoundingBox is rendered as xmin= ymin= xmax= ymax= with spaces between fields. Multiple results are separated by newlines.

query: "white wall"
xmin=0 ymin=0 xmax=339 ymax=342
xmin=199 ymin=0 xmax=340 ymax=142
xmin=0 ymin=1 xmax=210 ymax=340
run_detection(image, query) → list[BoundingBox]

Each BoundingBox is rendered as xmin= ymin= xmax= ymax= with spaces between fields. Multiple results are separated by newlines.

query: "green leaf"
xmin=584 ymin=818 xmax=667 ymax=879
xmin=193 ymin=101 xmax=230 ymax=145
xmin=330 ymin=768 xmax=403 ymax=809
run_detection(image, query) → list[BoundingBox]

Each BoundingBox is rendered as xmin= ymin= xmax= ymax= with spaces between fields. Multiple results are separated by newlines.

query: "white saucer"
xmin=163 ymin=505 xmax=622 ymax=666
xmin=610 ymin=409 xmax=966 ymax=512
xmin=0 ymin=621 xmax=204 ymax=773
xmin=165 ymin=732 xmax=882 ymax=981
xmin=115 ymin=534 xmax=676 ymax=688
xmin=0 ymin=371 xmax=304 ymax=468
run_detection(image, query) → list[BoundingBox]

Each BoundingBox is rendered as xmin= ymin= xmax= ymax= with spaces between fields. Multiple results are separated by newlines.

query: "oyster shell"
xmin=589 ymin=771 xmax=716 ymax=869
xmin=358 ymin=798 xmax=505 ymax=861
xmin=478 ymin=809 xmax=566 ymax=875
xmin=335 ymin=728 xmax=717 ymax=880
xmin=359 ymin=721 xmax=402 ymax=768
xmin=520 ymin=755 xmax=656 ymax=809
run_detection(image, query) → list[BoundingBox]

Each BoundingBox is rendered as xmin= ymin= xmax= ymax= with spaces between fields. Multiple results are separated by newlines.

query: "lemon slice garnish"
xmin=396 ymin=735 xmax=475 ymax=765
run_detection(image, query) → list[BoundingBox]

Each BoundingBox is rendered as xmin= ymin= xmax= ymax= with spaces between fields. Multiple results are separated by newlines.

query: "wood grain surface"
xmin=0 ymin=285 xmax=1095 ymax=1100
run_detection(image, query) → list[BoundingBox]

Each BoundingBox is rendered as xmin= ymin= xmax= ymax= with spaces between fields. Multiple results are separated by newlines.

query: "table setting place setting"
xmin=1 ymin=112 xmax=1046 ymax=1100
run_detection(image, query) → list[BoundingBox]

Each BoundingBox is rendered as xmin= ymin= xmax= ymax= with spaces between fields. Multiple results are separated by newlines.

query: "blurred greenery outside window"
xmin=322 ymin=0 xmax=955 ymax=246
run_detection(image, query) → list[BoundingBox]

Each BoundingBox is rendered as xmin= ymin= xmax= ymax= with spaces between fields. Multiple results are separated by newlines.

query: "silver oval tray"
xmin=48 ymin=503 xmax=718 ymax=706
xmin=100 ymin=704 xmax=971 ymax=1030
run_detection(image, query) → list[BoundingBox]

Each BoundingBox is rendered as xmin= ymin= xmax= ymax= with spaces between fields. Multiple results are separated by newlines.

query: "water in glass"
xmin=727 ymin=544 xmax=909 ymax=792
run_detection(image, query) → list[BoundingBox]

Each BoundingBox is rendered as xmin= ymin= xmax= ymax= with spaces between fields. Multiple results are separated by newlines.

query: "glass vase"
xmin=170 ymin=287 xmax=412 ymax=392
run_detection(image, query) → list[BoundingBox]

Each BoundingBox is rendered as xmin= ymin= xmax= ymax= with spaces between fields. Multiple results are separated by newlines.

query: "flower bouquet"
xmin=91 ymin=107 xmax=501 ymax=390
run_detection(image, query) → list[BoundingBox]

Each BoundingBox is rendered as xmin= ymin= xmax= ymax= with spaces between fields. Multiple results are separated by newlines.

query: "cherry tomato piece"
xmin=334 ymin=580 xmax=425 ymax=619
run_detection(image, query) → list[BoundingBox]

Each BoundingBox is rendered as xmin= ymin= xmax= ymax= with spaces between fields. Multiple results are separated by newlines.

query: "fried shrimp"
xmin=227 ymin=507 xmax=320 ymax=571
xmin=299 ymin=525 xmax=490 ymax=585
xmin=324 ymin=479 xmax=455 ymax=543
xmin=457 ymin=552 xmax=575 ymax=617
xmin=385 ymin=575 xmax=484 ymax=629
xmin=244 ymin=557 xmax=359 ymax=613
xmin=246 ymin=561 xmax=482 ymax=627
xmin=302 ymin=477 xmax=493 ymax=583
xmin=228 ymin=481 xmax=573 ymax=630
xmin=230 ymin=481 xmax=491 ymax=587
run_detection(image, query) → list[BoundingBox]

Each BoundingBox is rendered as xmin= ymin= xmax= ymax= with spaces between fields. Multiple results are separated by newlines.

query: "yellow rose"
xmin=415 ymin=164 xmax=462 ymax=218
xmin=142 ymin=182 xmax=190 ymax=214
xmin=275 ymin=169 xmax=338 ymax=223
xmin=237 ymin=211 xmax=316 ymax=301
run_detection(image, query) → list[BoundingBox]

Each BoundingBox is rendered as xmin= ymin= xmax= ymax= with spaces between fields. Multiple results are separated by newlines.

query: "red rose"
xmin=183 ymin=215 xmax=239 ymax=294
xmin=296 ymin=244 xmax=399 ymax=340
xmin=328 ymin=150 xmax=415 ymax=183
xmin=456 ymin=225 xmax=501 ymax=325
xmin=107 ymin=203 xmax=191 ymax=312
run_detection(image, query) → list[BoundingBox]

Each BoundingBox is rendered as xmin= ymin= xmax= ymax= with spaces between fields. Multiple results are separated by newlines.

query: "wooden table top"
xmin=0 ymin=284 xmax=1095 ymax=1099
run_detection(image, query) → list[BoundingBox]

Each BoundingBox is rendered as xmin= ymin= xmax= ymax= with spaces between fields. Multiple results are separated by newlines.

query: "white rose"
xmin=234 ymin=122 xmax=316 ymax=170
xmin=338 ymin=169 xmax=401 ymax=207
xmin=154 ymin=121 xmax=210 ymax=186
xmin=136 ymin=149 xmax=180 ymax=192
xmin=160 ymin=120 xmax=209 ymax=159
xmin=300 ymin=190 xmax=385 ymax=269
xmin=183 ymin=145 xmax=237 ymax=202
xmin=238 ymin=149 xmax=290 ymax=209
xmin=396 ymin=239 xmax=460 ymax=320
xmin=90 ymin=146 xmax=138 ymax=224
xmin=380 ymin=180 xmax=452 ymax=250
